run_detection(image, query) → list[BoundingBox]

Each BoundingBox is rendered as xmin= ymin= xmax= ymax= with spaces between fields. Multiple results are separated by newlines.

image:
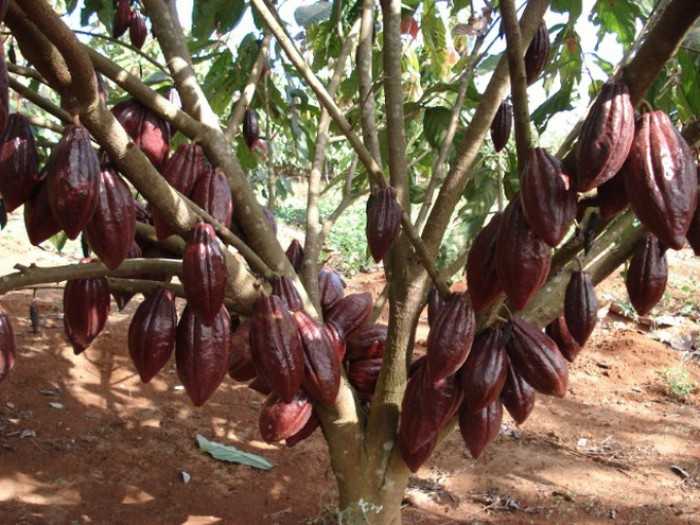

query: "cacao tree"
xmin=0 ymin=0 xmax=699 ymax=523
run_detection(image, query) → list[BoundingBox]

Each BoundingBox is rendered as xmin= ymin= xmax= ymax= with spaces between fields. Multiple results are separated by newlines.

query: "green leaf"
xmin=192 ymin=0 xmax=247 ymax=42
xmin=50 ymin=232 xmax=68 ymax=253
xmin=551 ymin=0 xmax=583 ymax=21
xmin=421 ymin=0 xmax=450 ymax=80
xmin=591 ymin=0 xmax=641 ymax=46
xmin=80 ymin=0 xmax=113 ymax=28
xmin=203 ymin=50 xmax=235 ymax=116
xmin=196 ymin=434 xmax=273 ymax=470
xmin=677 ymin=50 xmax=700 ymax=116
xmin=530 ymin=83 xmax=574 ymax=133
xmin=423 ymin=106 xmax=452 ymax=150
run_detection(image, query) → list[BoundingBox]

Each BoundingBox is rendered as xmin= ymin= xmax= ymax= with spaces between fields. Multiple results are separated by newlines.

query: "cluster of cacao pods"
xmin=113 ymin=0 xmax=148 ymax=49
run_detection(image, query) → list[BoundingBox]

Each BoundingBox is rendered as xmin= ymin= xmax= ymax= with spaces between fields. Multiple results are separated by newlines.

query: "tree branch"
xmin=106 ymin=277 xmax=185 ymax=300
xmin=8 ymin=76 xmax=71 ymax=123
xmin=73 ymin=29 xmax=168 ymax=74
xmin=357 ymin=0 xmax=382 ymax=179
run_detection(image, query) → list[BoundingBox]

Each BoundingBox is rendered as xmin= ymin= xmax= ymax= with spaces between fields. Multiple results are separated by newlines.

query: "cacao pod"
xmin=85 ymin=168 xmax=136 ymax=270
xmin=176 ymin=304 xmax=231 ymax=406
xmin=426 ymin=286 xmax=446 ymax=328
xmin=293 ymin=310 xmax=340 ymax=407
xmin=325 ymin=292 xmax=372 ymax=339
xmin=490 ymin=100 xmax=512 ymax=153
xmin=347 ymin=357 xmax=382 ymax=401
xmin=248 ymin=375 xmax=272 ymax=396
xmin=324 ymin=322 xmax=346 ymax=361
xmin=128 ymin=288 xmax=176 ymax=383
xmin=0 ymin=114 xmax=40 ymax=212
xmin=285 ymin=411 xmax=320 ymax=447
xmin=112 ymin=241 xmax=142 ymax=311
xmin=0 ymin=309 xmax=15 ymax=384
xmin=495 ymin=198 xmax=551 ymax=310
xmin=460 ymin=327 xmax=509 ymax=414
xmin=47 ymin=126 xmax=100 ymax=239
xmin=228 ymin=320 xmax=256 ymax=382
xmin=545 ymin=316 xmax=581 ymax=362
xmin=113 ymin=0 xmax=132 ymax=38
xmin=191 ymin=167 xmax=233 ymax=227
xmin=318 ymin=265 xmax=345 ymax=313
xmin=365 ymin=187 xmax=402 ymax=263
xmin=259 ymin=391 xmax=313 ymax=443
xmin=403 ymin=435 xmax=437 ymax=473
xmin=625 ymin=233 xmax=668 ymax=316
xmin=564 ymin=270 xmax=598 ymax=346
xmin=63 ymin=274 xmax=110 ymax=355
xmin=182 ymin=223 xmax=227 ymax=326
xmin=111 ymin=99 xmax=170 ymax=169
xmin=459 ymin=400 xmax=503 ymax=459
xmin=506 ymin=317 xmax=568 ymax=397
xmin=520 ymin=148 xmax=576 ymax=247
xmin=129 ymin=11 xmax=147 ymax=49
xmin=524 ymin=22 xmax=549 ymax=85
xmin=285 ymin=239 xmax=304 ymax=273
xmin=426 ymin=292 xmax=475 ymax=384
xmin=399 ymin=363 xmax=463 ymax=459
xmin=500 ymin=363 xmax=535 ymax=425
xmin=24 ymin=179 xmax=61 ymax=246
xmin=271 ymin=276 xmax=303 ymax=312
xmin=624 ymin=111 xmax=698 ymax=250
xmin=466 ymin=212 xmax=504 ymax=311
xmin=249 ymin=295 xmax=304 ymax=402
xmin=0 ymin=41 xmax=8 ymax=135
xmin=576 ymin=80 xmax=635 ymax=191
xmin=346 ymin=323 xmax=387 ymax=362
xmin=597 ymin=172 xmax=629 ymax=221
xmin=243 ymin=109 xmax=260 ymax=149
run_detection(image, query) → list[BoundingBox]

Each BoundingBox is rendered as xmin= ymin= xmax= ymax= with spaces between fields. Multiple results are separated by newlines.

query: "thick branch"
xmin=107 ymin=277 xmax=185 ymax=300
xmin=357 ymin=0 xmax=382 ymax=175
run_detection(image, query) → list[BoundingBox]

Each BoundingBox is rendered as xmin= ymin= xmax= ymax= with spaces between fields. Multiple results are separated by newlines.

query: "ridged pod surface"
xmin=24 ymin=179 xmax=60 ymax=245
xmin=228 ymin=320 xmax=256 ymax=382
xmin=112 ymin=241 xmax=142 ymax=311
xmin=506 ymin=317 xmax=568 ymax=397
xmin=495 ymin=198 xmax=551 ymax=310
xmin=466 ymin=212 xmax=503 ymax=311
xmin=85 ymin=168 xmax=136 ymax=270
xmin=624 ymin=111 xmax=698 ymax=250
xmin=191 ymin=167 xmax=233 ymax=227
xmin=597 ymin=172 xmax=629 ymax=221
xmin=520 ymin=148 xmax=576 ymax=247
xmin=0 ymin=309 xmax=15 ymax=384
xmin=176 ymin=304 xmax=231 ymax=406
xmin=325 ymin=292 xmax=372 ymax=339
xmin=524 ymin=22 xmax=549 ymax=85
xmin=285 ymin=412 xmax=320 ymax=447
xmin=47 ymin=126 xmax=100 ymax=239
xmin=285 ymin=239 xmax=304 ymax=273
xmin=500 ymin=364 xmax=535 ymax=424
xmin=243 ymin=109 xmax=260 ymax=148
xmin=346 ymin=323 xmax=387 ymax=362
xmin=271 ymin=276 xmax=303 ymax=312
xmin=564 ymin=270 xmax=598 ymax=346
xmin=576 ymin=80 xmax=635 ymax=191
xmin=293 ymin=310 xmax=340 ymax=407
xmin=128 ymin=289 xmax=177 ymax=383
xmin=113 ymin=0 xmax=132 ymax=37
xmin=111 ymin=99 xmax=170 ymax=169
xmin=366 ymin=187 xmax=402 ymax=262
xmin=249 ymin=296 xmax=304 ymax=402
xmin=426 ymin=292 xmax=475 ymax=383
xmin=460 ymin=327 xmax=509 ymax=414
xmin=545 ymin=316 xmax=581 ymax=362
xmin=324 ymin=322 xmax=346 ymax=362
xmin=347 ymin=357 xmax=383 ymax=402
xmin=182 ymin=223 xmax=227 ymax=326
xmin=259 ymin=392 xmax=313 ymax=443
xmin=318 ymin=266 xmax=345 ymax=314
xmin=459 ymin=400 xmax=503 ymax=459
xmin=63 ymin=274 xmax=110 ymax=355
xmin=490 ymin=100 xmax=512 ymax=152
xmin=0 ymin=114 xmax=40 ymax=212
xmin=129 ymin=12 xmax=147 ymax=49
xmin=399 ymin=364 xmax=463 ymax=470
xmin=625 ymin=233 xmax=668 ymax=316
xmin=426 ymin=286 xmax=446 ymax=328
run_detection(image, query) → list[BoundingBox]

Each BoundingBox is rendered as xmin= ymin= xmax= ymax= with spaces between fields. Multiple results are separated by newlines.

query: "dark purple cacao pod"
xmin=524 ymin=22 xmax=549 ymax=85
xmin=564 ymin=270 xmax=598 ymax=346
xmin=24 ymin=179 xmax=61 ymax=245
xmin=402 ymin=435 xmax=437 ymax=473
xmin=85 ymin=168 xmax=136 ymax=270
xmin=426 ymin=292 xmax=475 ymax=383
xmin=366 ymin=186 xmax=402 ymax=262
xmin=625 ymin=233 xmax=668 ymax=316
xmin=624 ymin=111 xmax=698 ymax=250
xmin=0 ymin=114 xmax=40 ymax=212
xmin=520 ymin=148 xmax=576 ymax=247
xmin=271 ymin=276 xmax=303 ymax=312
xmin=346 ymin=323 xmax=387 ymax=362
xmin=111 ymin=99 xmax=170 ymax=170
xmin=576 ymin=80 xmax=635 ymax=191
xmin=506 ymin=317 xmax=568 ymax=397
xmin=182 ymin=223 xmax=227 ymax=326
xmin=597 ymin=171 xmax=629 ymax=221
xmin=285 ymin=239 xmax=304 ymax=273
xmin=249 ymin=295 xmax=304 ymax=402
xmin=47 ymin=126 xmax=100 ymax=239
xmin=347 ymin=357 xmax=382 ymax=401
xmin=495 ymin=198 xmax=551 ymax=310
xmin=229 ymin=320 xmax=256 ymax=382
xmin=325 ymin=292 xmax=372 ymax=339
xmin=459 ymin=399 xmax=503 ymax=459
xmin=460 ymin=327 xmax=509 ymax=414
xmin=248 ymin=375 xmax=272 ymax=396
xmin=546 ymin=316 xmax=581 ymax=362
xmin=63 ymin=274 xmax=111 ymax=355
xmin=490 ymin=100 xmax=512 ymax=153
xmin=293 ymin=310 xmax=340 ymax=407
xmin=176 ymin=304 xmax=231 ymax=406
xmin=0 ymin=309 xmax=15 ymax=384
xmin=259 ymin=391 xmax=313 ymax=443
xmin=500 ymin=364 xmax=535 ymax=425
xmin=466 ymin=212 xmax=504 ymax=311
xmin=285 ymin=411 xmax=320 ymax=447
xmin=128 ymin=288 xmax=176 ymax=383
xmin=113 ymin=0 xmax=132 ymax=38
xmin=427 ymin=285 xmax=446 ymax=328
xmin=243 ymin=109 xmax=260 ymax=149
xmin=129 ymin=11 xmax=147 ymax=49
xmin=191 ymin=167 xmax=233 ymax=227
xmin=318 ymin=266 xmax=345 ymax=314
xmin=324 ymin=322 xmax=346 ymax=362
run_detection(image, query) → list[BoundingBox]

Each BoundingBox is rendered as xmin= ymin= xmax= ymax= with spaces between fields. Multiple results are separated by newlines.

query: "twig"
xmin=73 ymin=29 xmax=168 ymax=73
xmin=8 ymin=76 xmax=72 ymax=123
